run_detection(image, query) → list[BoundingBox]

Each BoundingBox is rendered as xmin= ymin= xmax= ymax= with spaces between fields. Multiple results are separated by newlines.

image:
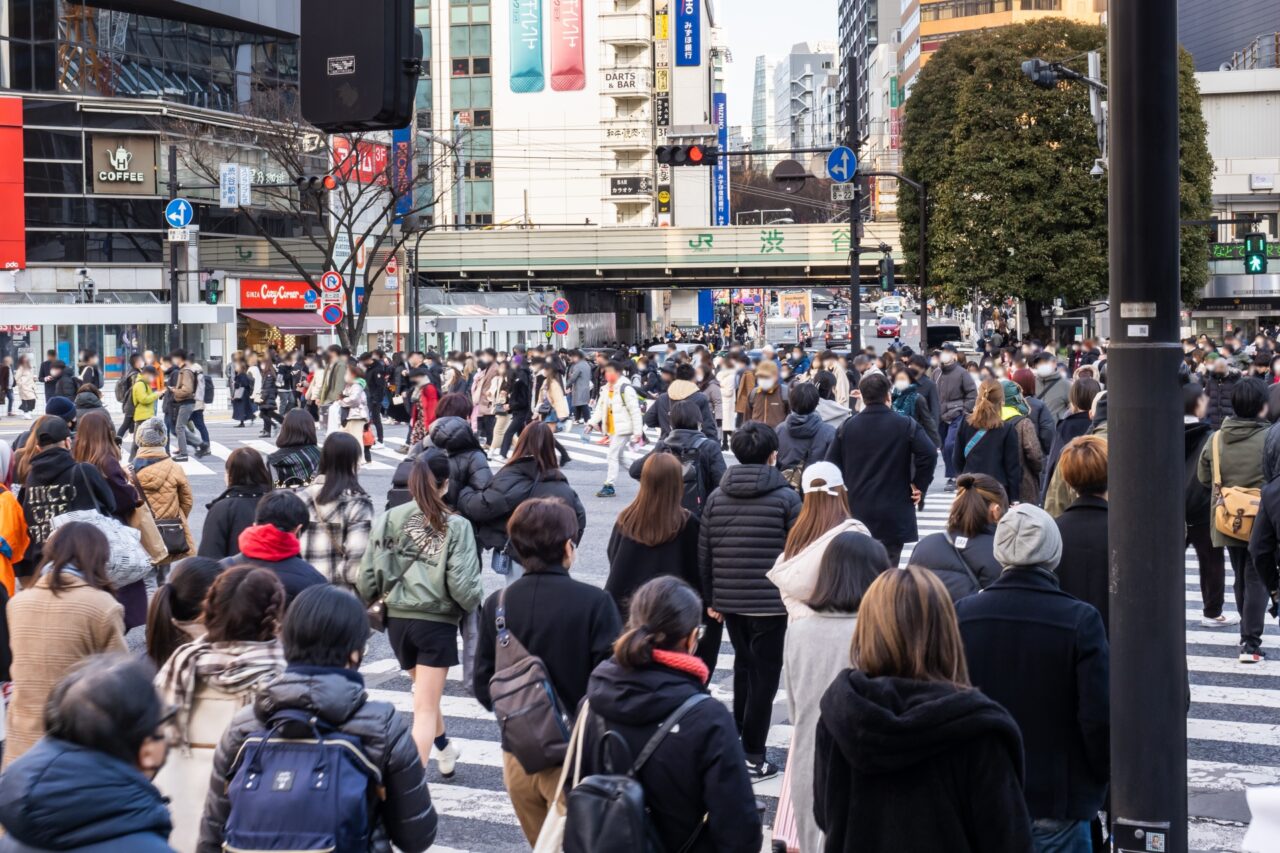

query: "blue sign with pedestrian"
xmin=827 ymin=147 xmax=857 ymax=183
xmin=165 ymin=198 xmax=193 ymax=228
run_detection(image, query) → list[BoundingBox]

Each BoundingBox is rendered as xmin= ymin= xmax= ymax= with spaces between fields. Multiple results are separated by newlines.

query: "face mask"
xmin=894 ymin=379 xmax=910 ymax=392
xmin=1035 ymin=363 xmax=1057 ymax=378
xmin=968 ymin=372 xmax=980 ymax=382
xmin=940 ymin=352 xmax=956 ymax=365
xmin=757 ymin=378 xmax=776 ymax=391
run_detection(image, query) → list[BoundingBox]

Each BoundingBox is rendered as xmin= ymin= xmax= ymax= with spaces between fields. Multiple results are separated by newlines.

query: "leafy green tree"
xmin=898 ymin=19 xmax=1212 ymax=328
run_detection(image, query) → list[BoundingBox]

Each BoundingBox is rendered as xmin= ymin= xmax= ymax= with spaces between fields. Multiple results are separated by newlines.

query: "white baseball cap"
xmin=801 ymin=461 xmax=845 ymax=495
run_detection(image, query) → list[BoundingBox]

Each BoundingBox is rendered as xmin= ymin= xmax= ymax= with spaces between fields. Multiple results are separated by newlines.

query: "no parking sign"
xmin=321 ymin=304 xmax=344 ymax=326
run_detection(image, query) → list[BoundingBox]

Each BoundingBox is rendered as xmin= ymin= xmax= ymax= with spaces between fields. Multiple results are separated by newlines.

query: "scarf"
xmin=651 ymin=648 xmax=709 ymax=686
xmin=238 ymin=523 xmax=300 ymax=562
xmin=157 ymin=637 xmax=286 ymax=747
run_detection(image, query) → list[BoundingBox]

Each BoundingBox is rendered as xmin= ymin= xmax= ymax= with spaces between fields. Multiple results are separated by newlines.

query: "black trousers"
xmin=1187 ymin=522 xmax=1225 ymax=618
xmin=477 ymin=414 xmax=496 ymax=445
xmin=723 ymin=613 xmax=787 ymax=762
xmin=695 ymin=616 xmax=724 ymax=677
xmin=884 ymin=541 xmax=905 ymax=570
xmin=573 ymin=404 xmax=591 ymax=423
xmin=369 ymin=404 xmax=384 ymax=443
xmin=501 ymin=411 xmax=531 ymax=457
xmin=1227 ymin=545 xmax=1269 ymax=651
xmin=116 ymin=414 xmax=135 ymax=441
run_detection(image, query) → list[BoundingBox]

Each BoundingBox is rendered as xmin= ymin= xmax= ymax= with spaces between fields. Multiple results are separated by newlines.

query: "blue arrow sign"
xmin=165 ymin=198 xmax=193 ymax=228
xmin=826 ymin=146 xmax=857 ymax=183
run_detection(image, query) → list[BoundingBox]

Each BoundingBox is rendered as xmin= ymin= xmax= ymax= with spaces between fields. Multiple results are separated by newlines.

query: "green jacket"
xmin=357 ymin=507 xmax=482 ymax=625
xmin=1198 ymin=416 xmax=1269 ymax=547
xmin=132 ymin=377 xmax=161 ymax=421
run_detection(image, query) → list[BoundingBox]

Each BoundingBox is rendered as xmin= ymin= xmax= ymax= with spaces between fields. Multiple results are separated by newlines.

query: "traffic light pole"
xmin=168 ymin=145 xmax=181 ymax=352
xmin=846 ymin=52 xmax=862 ymax=352
xmin=1107 ymin=0 xmax=1187 ymax=851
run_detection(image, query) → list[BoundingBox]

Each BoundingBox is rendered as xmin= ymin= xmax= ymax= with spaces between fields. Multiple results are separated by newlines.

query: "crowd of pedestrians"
xmin=0 ymin=325 xmax=1273 ymax=853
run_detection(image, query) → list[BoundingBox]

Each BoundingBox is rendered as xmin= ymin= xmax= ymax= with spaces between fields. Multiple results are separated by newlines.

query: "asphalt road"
xmin=0 ymin=404 xmax=1267 ymax=852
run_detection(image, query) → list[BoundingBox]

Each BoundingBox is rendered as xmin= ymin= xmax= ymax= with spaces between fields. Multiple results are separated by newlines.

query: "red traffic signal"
xmin=296 ymin=174 xmax=342 ymax=194
xmin=655 ymin=144 xmax=719 ymax=167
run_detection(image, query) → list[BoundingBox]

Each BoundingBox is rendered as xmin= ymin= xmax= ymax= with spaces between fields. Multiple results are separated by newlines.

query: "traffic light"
xmin=879 ymin=255 xmax=896 ymax=292
xmin=1021 ymin=58 xmax=1060 ymax=89
xmin=202 ymin=275 xmax=221 ymax=305
xmin=296 ymin=174 xmax=341 ymax=195
xmin=1245 ymin=232 xmax=1269 ymax=275
xmin=655 ymin=144 xmax=719 ymax=167
xmin=301 ymin=0 xmax=421 ymax=132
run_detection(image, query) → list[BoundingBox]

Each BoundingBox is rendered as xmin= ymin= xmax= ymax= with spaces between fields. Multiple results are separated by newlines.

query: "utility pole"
xmin=167 ymin=144 xmax=181 ymax=351
xmin=1107 ymin=1 xmax=1187 ymax=851
xmin=845 ymin=50 xmax=862 ymax=352
xmin=454 ymin=114 xmax=468 ymax=227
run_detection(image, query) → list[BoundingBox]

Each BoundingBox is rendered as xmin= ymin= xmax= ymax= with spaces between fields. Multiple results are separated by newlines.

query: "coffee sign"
xmin=240 ymin=279 xmax=316 ymax=310
xmin=90 ymin=135 xmax=158 ymax=195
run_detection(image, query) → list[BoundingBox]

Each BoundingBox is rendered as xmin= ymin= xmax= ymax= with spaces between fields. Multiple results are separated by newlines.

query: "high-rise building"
xmin=837 ymin=0 xmax=897 ymax=142
xmin=771 ymin=42 xmax=839 ymax=151
xmin=750 ymin=54 xmax=779 ymax=152
xmin=1178 ymin=0 xmax=1280 ymax=71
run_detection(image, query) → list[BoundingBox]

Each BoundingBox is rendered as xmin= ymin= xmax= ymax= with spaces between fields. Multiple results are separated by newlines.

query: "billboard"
xmin=713 ymin=92 xmax=729 ymax=226
xmin=510 ymin=0 xmax=546 ymax=92
xmin=675 ymin=0 xmax=699 ymax=66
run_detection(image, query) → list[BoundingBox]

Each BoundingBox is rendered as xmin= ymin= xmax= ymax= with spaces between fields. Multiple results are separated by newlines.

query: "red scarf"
xmin=238 ymin=523 xmax=301 ymax=562
xmin=651 ymin=648 xmax=709 ymax=685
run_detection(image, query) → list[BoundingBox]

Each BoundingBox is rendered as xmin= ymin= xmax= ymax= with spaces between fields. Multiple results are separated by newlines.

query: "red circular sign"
xmin=552 ymin=298 xmax=570 ymax=315
xmin=552 ymin=317 xmax=570 ymax=335
xmin=321 ymin=304 xmax=345 ymax=326
xmin=320 ymin=270 xmax=344 ymax=292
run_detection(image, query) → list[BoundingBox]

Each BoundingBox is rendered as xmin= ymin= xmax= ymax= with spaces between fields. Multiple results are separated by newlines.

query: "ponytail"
xmin=611 ymin=576 xmax=702 ymax=669
xmin=947 ymin=473 xmax=1009 ymax=538
xmin=144 ymin=583 xmax=180 ymax=667
xmin=144 ymin=556 xmax=222 ymax=667
xmin=408 ymin=450 xmax=452 ymax=534
xmin=614 ymin=624 xmax=659 ymax=668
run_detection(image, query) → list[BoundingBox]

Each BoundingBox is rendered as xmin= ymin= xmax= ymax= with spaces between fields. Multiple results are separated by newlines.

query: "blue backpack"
xmin=223 ymin=709 xmax=382 ymax=853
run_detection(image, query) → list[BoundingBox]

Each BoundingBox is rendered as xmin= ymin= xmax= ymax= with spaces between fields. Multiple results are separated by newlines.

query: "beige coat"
xmin=4 ymin=574 xmax=126 ymax=766
xmin=539 ymin=376 xmax=570 ymax=420
xmin=15 ymin=365 xmax=36 ymax=401
xmin=134 ymin=447 xmax=195 ymax=558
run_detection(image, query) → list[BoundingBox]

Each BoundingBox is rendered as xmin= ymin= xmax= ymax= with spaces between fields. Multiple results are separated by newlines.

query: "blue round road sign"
xmin=164 ymin=198 xmax=193 ymax=228
xmin=552 ymin=297 xmax=570 ymax=315
xmin=304 ymin=290 xmax=317 ymax=304
xmin=321 ymin=304 xmax=344 ymax=326
xmin=826 ymin=147 xmax=857 ymax=184
xmin=552 ymin=317 xmax=570 ymax=335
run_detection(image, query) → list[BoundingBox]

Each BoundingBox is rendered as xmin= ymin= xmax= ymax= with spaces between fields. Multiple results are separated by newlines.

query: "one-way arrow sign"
xmin=165 ymin=198 xmax=193 ymax=228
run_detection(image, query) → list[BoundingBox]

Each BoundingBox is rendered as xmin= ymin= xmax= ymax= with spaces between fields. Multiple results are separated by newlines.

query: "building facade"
xmin=1178 ymin=0 xmax=1280 ymax=71
xmin=771 ymin=41 xmax=838 ymax=152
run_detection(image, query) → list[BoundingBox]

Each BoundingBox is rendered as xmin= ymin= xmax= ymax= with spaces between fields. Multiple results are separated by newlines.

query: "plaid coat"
xmin=296 ymin=479 xmax=374 ymax=586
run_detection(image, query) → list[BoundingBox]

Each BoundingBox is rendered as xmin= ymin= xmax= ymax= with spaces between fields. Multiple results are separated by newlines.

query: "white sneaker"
xmin=372 ymin=441 xmax=384 ymax=449
xmin=1202 ymin=613 xmax=1241 ymax=628
xmin=23 ymin=412 xmax=32 ymax=420
xmin=433 ymin=740 xmax=460 ymax=778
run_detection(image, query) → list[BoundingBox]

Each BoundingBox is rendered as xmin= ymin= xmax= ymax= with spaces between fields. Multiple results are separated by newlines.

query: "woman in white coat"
xmin=715 ymin=356 xmax=738 ymax=451
xmin=585 ymin=358 xmax=643 ymax=498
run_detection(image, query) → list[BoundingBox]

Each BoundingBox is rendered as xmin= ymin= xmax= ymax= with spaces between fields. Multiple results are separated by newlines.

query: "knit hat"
xmin=136 ymin=417 xmax=168 ymax=448
xmin=993 ymin=504 xmax=1062 ymax=571
xmin=1000 ymin=379 xmax=1029 ymax=416
xmin=755 ymin=359 xmax=779 ymax=379
xmin=44 ymin=396 xmax=76 ymax=423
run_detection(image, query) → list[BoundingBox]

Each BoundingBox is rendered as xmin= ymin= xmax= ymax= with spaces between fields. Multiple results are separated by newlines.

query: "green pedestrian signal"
xmin=1244 ymin=232 xmax=1268 ymax=275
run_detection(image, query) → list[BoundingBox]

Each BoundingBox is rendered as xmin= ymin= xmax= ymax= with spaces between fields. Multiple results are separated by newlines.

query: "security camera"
xmin=76 ymin=267 xmax=91 ymax=277
xmin=1090 ymin=160 xmax=1106 ymax=181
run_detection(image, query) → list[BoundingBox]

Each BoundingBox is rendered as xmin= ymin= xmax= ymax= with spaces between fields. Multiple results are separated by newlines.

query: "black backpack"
xmin=202 ymin=373 xmax=215 ymax=404
xmin=564 ymin=694 xmax=710 ymax=853
xmin=114 ymin=372 xmax=133 ymax=404
xmin=663 ymin=436 xmax=709 ymax=514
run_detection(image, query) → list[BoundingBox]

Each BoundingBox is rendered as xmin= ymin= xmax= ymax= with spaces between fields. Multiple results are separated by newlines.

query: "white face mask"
xmin=893 ymin=379 xmax=910 ymax=392
xmin=757 ymin=378 xmax=776 ymax=391
xmin=940 ymin=352 xmax=956 ymax=365
xmin=968 ymin=372 xmax=980 ymax=382
xmin=1036 ymin=363 xmax=1057 ymax=378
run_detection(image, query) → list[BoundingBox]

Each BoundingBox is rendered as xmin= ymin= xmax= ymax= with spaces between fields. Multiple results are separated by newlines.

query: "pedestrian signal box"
xmin=1244 ymin=232 xmax=1268 ymax=275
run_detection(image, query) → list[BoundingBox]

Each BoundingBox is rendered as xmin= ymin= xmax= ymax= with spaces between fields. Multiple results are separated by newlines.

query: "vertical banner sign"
xmin=654 ymin=0 xmax=673 ymax=225
xmin=713 ymin=93 xmax=729 ymax=226
xmin=550 ymin=0 xmax=585 ymax=91
xmin=392 ymin=126 xmax=414 ymax=223
xmin=510 ymin=0 xmax=545 ymax=93
xmin=675 ymin=0 xmax=699 ymax=67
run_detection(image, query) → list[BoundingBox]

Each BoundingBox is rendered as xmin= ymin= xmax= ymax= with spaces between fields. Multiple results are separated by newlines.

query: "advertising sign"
xmin=675 ymin=0 xmax=700 ymax=66
xmin=392 ymin=127 xmax=414 ymax=222
xmin=778 ymin=290 xmax=813 ymax=325
xmin=219 ymin=163 xmax=240 ymax=209
xmin=610 ymin=176 xmax=653 ymax=196
xmin=713 ymin=93 xmax=729 ymax=226
xmin=240 ymin=279 xmax=315 ymax=310
xmin=510 ymin=0 xmax=546 ymax=92
xmin=604 ymin=68 xmax=650 ymax=92
xmin=90 ymin=135 xmax=158 ymax=195
xmin=331 ymin=138 xmax=389 ymax=184
xmin=550 ymin=0 xmax=585 ymax=91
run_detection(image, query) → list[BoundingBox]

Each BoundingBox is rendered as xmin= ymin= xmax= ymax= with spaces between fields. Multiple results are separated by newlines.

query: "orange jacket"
xmin=0 ymin=485 xmax=29 ymax=595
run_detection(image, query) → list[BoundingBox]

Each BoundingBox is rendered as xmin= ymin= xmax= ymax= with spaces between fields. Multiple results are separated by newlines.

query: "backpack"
xmin=223 ymin=708 xmax=382 ymax=853
xmin=114 ymin=372 xmax=132 ymax=404
xmin=663 ymin=436 xmax=709 ymax=514
xmin=488 ymin=587 xmax=572 ymax=774
xmin=563 ymin=694 xmax=711 ymax=853
xmin=120 ymin=374 xmax=137 ymax=418
xmin=201 ymin=372 xmax=215 ymax=404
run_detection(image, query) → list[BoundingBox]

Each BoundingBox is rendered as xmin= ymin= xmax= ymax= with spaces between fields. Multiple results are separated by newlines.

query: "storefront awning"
xmin=241 ymin=311 xmax=329 ymax=333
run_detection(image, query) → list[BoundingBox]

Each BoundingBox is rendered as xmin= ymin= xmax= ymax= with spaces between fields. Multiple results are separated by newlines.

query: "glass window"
xmin=416 ymin=84 xmax=432 ymax=111
xmin=451 ymin=6 xmax=469 ymax=23
xmin=471 ymin=161 xmax=492 ymax=179
xmin=468 ymin=180 xmax=493 ymax=212
xmin=472 ymin=5 xmax=490 ymax=22
xmin=471 ymin=25 xmax=491 ymax=55
xmin=471 ymin=75 xmax=491 ymax=107
xmin=25 ymin=196 xmax=87 ymax=227
xmin=473 ymin=109 xmax=492 ymax=127
xmin=23 ymin=130 xmax=82 ymax=161
xmin=416 ymin=8 xmax=432 ymax=26
xmin=85 ymin=231 xmax=163 ymax=264
xmin=24 ymin=162 xmax=83 ymax=194
xmin=472 ymin=57 xmax=490 ymax=74
xmin=26 ymin=230 xmax=85 ymax=263
xmin=450 ymin=25 xmax=469 ymax=57
xmin=468 ymin=129 xmax=493 ymax=158
xmin=452 ymin=58 xmax=469 ymax=76
xmin=450 ymin=77 xmax=471 ymax=109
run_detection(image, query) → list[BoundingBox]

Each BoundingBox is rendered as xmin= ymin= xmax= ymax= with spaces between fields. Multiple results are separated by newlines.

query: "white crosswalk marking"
xmin=349 ymin=486 xmax=1280 ymax=852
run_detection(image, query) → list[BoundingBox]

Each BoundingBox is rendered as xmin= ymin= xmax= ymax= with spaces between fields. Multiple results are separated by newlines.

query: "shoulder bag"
xmin=944 ymin=533 xmax=984 ymax=595
xmin=364 ymin=511 xmax=404 ymax=632
xmin=136 ymin=473 xmax=188 ymax=557
xmin=1211 ymin=431 xmax=1261 ymax=540
xmin=963 ymin=428 xmax=988 ymax=458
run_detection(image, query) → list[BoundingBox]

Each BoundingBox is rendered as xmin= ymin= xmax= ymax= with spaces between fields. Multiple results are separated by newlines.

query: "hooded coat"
xmin=15 ymin=447 xmax=116 ymax=578
xmin=814 ymin=670 xmax=1033 ymax=853
xmin=427 ymin=416 xmax=494 ymax=509
xmin=643 ymin=378 xmax=718 ymax=439
xmin=767 ymin=518 xmax=870 ymax=620
xmin=1198 ymin=416 xmax=1269 ymax=547
xmin=1203 ymin=368 xmax=1241 ymax=429
xmin=197 ymin=484 xmax=269 ymax=560
xmin=456 ymin=456 xmax=587 ymax=551
xmin=697 ymin=464 xmax=801 ymax=614
xmin=0 ymin=738 xmax=174 ymax=853
xmin=578 ymin=661 xmax=762 ymax=853
xmin=1035 ymin=373 xmax=1071 ymax=421
xmin=775 ymin=410 xmax=836 ymax=476
xmin=197 ymin=668 xmax=437 ymax=853
xmin=74 ymin=390 xmax=114 ymax=433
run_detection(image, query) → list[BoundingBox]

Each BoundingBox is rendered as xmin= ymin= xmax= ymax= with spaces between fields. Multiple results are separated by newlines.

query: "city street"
xmin=1 ymin=404 xmax=1266 ymax=852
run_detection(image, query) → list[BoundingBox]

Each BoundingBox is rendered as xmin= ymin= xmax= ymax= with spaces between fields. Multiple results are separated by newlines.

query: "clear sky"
xmin=718 ymin=0 xmax=839 ymax=132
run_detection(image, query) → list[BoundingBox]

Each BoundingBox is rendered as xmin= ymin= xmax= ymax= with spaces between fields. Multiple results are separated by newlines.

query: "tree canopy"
xmin=898 ymin=19 xmax=1213 ymax=316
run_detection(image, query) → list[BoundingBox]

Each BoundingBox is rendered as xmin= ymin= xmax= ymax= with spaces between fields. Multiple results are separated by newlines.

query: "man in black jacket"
xmin=775 ymin=382 xmax=836 ymax=483
xmin=956 ymin=504 xmax=1109 ymax=850
xmin=629 ymin=399 xmax=726 ymax=518
xmin=826 ymin=372 xmax=936 ymax=567
xmin=37 ymin=350 xmax=57 ymax=402
xmin=908 ymin=354 xmax=942 ymax=449
xmin=698 ymin=421 xmax=801 ymax=779
xmin=644 ymin=362 xmax=718 ymax=439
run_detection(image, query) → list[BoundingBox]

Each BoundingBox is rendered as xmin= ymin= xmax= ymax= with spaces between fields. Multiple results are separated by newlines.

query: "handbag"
xmin=232 ymin=386 xmax=246 ymax=400
xmin=362 ymin=423 xmax=375 ymax=447
xmin=1211 ymin=431 xmax=1262 ymax=540
xmin=127 ymin=502 xmax=169 ymax=564
xmin=363 ymin=513 xmax=402 ymax=632
xmin=135 ymin=476 xmax=188 ymax=557
xmin=51 ymin=509 xmax=152 ymax=588
xmin=532 ymin=701 xmax=590 ymax=853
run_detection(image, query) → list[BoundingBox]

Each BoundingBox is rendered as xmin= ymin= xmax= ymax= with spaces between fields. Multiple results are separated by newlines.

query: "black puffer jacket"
xmin=697 ymin=464 xmax=801 ymax=614
xmin=627 ymin=428 xmax=726 ymax=518
xmin=457 ymin=456 xmax=587 ymax=550
xmin=198 ymin=485 xmax=270 ymax=560
xmin=15 ymin=447 xmax=116 ymax=578
xmin=197 ymin=667 xmax=437 ymax=853
xmin=580 ymin=661 xmax=762 ymax=853
xmin=1203 ymin=370 xmax=1240 ymax=429
xmin=909 ymin=528 xmax=1002 ymax=602
xmin=73 ymin=390 xmax=114 ymax=432
xmin=776 ymin=411 xmax=836 ymax=474
xmin=427 ymin=416 xmax=493 ymax=508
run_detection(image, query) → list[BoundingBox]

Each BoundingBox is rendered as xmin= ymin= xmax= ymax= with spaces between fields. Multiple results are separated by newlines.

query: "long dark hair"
xmin=948 ymin=473 xmax=1008 ymax=538
xmin=408 ymin=450 xmax=452 ymax=534
xmin=43 ymin=522 xmax=113 ymax=594
xmin=505 ymin=421 xmax=560 ymax=475
xmin=145 ymin=557 xmax=222 ymax=666
xmin=614 ymin=453 xmax=688 ymax=547
xmin=276 ymin=408 xmax=317 ymax=449
xmin=613 ymin=576 xmax=703 ymax=669
xmin=71 ymin=410 xmax=120 ymax=469
xmin=807 ymin=531 xmax=890 ymax=613
xmin=224 ymin=447 xmax=272 ymax=491
xmin=316 ymin=431 xmax=367 ymax=504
